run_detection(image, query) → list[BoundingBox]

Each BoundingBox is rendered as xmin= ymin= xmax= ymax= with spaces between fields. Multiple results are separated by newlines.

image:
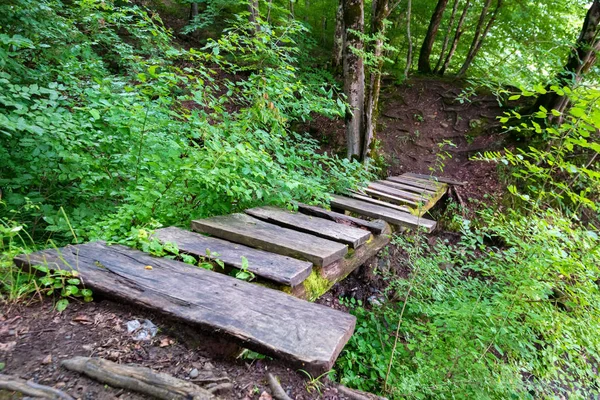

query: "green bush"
xmin=336 ymin=208 xmax=600 ymax=399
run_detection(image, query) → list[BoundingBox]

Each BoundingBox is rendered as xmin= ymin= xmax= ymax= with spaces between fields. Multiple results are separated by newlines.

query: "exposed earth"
xmin=0 ymin=77 xmax=508 ymax=399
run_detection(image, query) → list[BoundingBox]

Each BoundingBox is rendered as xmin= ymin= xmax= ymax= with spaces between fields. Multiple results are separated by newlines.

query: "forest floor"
xmin=0 ymin=78 xmax=509 ymax=399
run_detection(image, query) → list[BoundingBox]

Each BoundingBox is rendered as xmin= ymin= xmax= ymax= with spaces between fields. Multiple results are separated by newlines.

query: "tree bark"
xmin=456 ymin=0 xmax=502 ymax=77
xmin=433 ymin=0 xmax=460 ymax=73
xmin=404 ymin=0 xmax=413 ymax=78
xmin=533 ymin=0 xmax=600 ymax=116
xmin=417 ymin=0 xmax=449 ymax=73
xmin=189 ymin=2 xmax=199 ymax=22
xmin=332 ymin=0 xmax=345 ymax=73
xmin=343 ymin=0 xmax=365 ymax=159
xmin=362 ymin=0 xmax=389 ymax=160
xmin=439 ymin=0 xmax=470 ymax=75
xmin=248 ymin=0 xmax=259 ymax=32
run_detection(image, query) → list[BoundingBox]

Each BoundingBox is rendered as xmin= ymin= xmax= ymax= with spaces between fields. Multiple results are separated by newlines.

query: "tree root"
xmin=0 ymin=374 xmax=75 ymax=400
xmin=61 ymin=356 xmax=217 ymax=400
xmin=267 ymin=373 xmax=293 ymax=400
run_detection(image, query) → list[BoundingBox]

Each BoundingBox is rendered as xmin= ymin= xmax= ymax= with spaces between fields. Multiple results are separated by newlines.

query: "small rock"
xmin=55 ymin=382 xmax=66 ymax=389
xmin=82 ymin=344 xmax=94 ymax=352
xmin=259 ymin=391 xmax=272 ymax=400
xmin=42 ymin=354 xmax=52 ymax=365
xmin=440 ymin=122 xmax=449 ymax=129
xmin=203 ymin=362 xmax=214 ymax=370
xmin=189 ymin=368 xmax=199 ymax=379
xmin=367 ymin=295 xmax=383 ymax=307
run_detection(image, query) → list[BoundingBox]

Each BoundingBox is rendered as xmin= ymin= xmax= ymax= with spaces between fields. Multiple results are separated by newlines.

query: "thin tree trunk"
xmin=322 ymin=17 xmax=328 ymax=45
xmin=248 ymin=0 xmax=259 ymax=32
xmin=439 ymin=0 xmax=471 ymax=75
xmin=417 ymin=0 xmax=449 ymax=73
xmin=342 ymin=0 xmax=365 ymax=159
xmin=304 ymin=0 xmax=309 ymax=21
xmin=332 ymin=0 xmax=345 ymax=73
xmin=289 ymin=0 xmax=295 ymax=19
xmin=189 ymin=2 xmax=199 ymax=21
xmin=533 ymin=0 xmax=600 ymax=116
xmin=457 ymin=0 xmax=502 ymax=77
xmin=433 ymin=0 xmax=460 ymax=73
xmin=404 ymin=0 xmax=412 ymax=78
xmin=362 ymin=0 xmax=389 ymax=160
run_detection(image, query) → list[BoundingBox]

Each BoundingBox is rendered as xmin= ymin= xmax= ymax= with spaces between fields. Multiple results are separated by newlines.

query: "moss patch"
xmin=302 ymin=269 xmax=333 ymax=302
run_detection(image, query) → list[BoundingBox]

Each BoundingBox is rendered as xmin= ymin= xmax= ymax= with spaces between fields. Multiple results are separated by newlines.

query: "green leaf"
xmin=55 ymin=299 xmax=69 ymax=312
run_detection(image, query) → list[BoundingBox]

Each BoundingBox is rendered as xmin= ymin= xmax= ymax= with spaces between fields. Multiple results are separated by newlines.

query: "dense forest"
xmin=1 ymin=0 xmax=599 ymax=398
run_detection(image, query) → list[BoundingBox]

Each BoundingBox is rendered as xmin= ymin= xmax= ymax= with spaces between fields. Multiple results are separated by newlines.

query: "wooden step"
xmin=245 ymin=206 xmax=370 ymax=249
xmin=368 ymin=182 xmax=430 ymax=203
xmin=403 ymin=172 xmax=466 ymax=186
xmin=387 ymin=175 xmax=443 ymax=191
xmin=153 ymin=227 xmax=312 ymax=287
xmin=376 ymin=179 xmax=436 ymax=195
xmin=364 ymin=187 xmax=418 ymax=206
xmin=191 ymin=214 xmax=348 ymax=267
xmin=330 ymin=195 xmax=436 ymax=232
xmin=348 ymin=192 xmax=412 ymax=213
xmin=296 ymin=203 xmax=386 ymax=235
xmin=14 ymin=242 xmax=355 ymax=373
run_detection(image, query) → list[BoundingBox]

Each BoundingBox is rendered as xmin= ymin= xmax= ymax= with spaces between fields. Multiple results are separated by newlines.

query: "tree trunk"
xmin=417 ymin=0 xmax=449 ymax=73
xmin=189 ymin=2 xmax=199 ymax=22
xmin=439 ymin=0 xmax=470 ymax=75
xmin=456 ymin=0 xmax=502 ymax=77
xmin=362 ymin=0 xmax=389 ymax=160
xmin=248 ymin=0 xmax=259 ymax=32
xmin=404 ymin=0 xmax=413 ymax=78
xmin=433 ymin=0 xmax=460 ymax=73
xmin=289 ymin=0 xmax=295 ymax=19
xmin=342 ymin=0 xmax=365 ymax=159
xmin=332 ymin=0 xmax=345 ymax=73
xmin=533 ymin=0 xmax=600 ymax=116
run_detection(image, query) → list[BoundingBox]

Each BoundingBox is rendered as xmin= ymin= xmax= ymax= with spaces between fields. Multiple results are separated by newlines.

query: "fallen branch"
xmin=267 ymin=373 xmax=293 ymax=400
xmin=61 ymin=357 xmax=216 ymax=400
xmin=0 ymin=374 xmax=75 ymax=400
xmin=338 ymin=384 xmax=387 ymax=400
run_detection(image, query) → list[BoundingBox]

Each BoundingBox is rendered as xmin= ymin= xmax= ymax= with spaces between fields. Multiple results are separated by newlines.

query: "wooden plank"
xmin=364 ymin=187 xmax=419 ymax=206
xmin=387 ymin=175 xmax=442 ymax=191
xmin=368 ymin=182 xmax=430 ymax=203
xmin=245 ymin=206 xmax=370 ymax=249
xmin=376 ymin=179 xmax=436 ymax=195
xmin=14 ymin=242 xmax=356 ymax=373
xmin=296 ymin=203 xmax=386 ymax=235
xmin=403 ymin=172 xmax=466 ymax=186
xmin=191 ymin=214 xmax=347 ymax=267
xmin=153 ymin=227 xmax=312 ymax=287
xmin=348 ymin=192 xmax=412 ymax=213
xmin=330 ymin=195 xmax=436 ymax=232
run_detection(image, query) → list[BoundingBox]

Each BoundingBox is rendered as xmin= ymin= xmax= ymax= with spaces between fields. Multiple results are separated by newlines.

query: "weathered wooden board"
xmin=403 ymin=172 xmax=466 ymax=186
xmin=191 ymin=214 xmax=348 ymax=267
xmin=14 ymin=242 xmax=356 ymax=373
xmin=376 ymin=179 xmax=436 ymax=195
xmin=296 ymin=203 xmax=386 ymax=235
xmin=245 ymin=206 xmax=370 ymax=249
xmin=364 ymin=187 xmax=419 ymax=206
xmin=153 ymin=227 xmax=312 ymax=287
xmin=368 ymin=182 xmax=430 ymax=202
xmin=330 ymin=195 xmax=436 ymax=232
xmin=348 ymin=192 xmax=412 ymax=213
xmin=387 ymin=175 xmax=442 ymax=191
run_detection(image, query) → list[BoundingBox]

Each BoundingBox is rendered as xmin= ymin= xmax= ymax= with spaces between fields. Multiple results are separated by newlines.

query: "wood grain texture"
xmin=14 ymin=242 xmax=356 ymax=373
xmin=364 ymin=187 xmax=418 ymax=206
xmin=376 ymin=179 xmax=436 ymax=195
xmin=296 ymin=203 xmax=386 ymax=235
xmin=387 ymin=176 xmax=442 ymax=191
xmin=153 ymin=227 xmax=312 ymax=286
xmin=191 ymin=214 xmax=348 ymax=267
xmin=368 ymin=182 xmax=430 ymax=202
xmin=62 ymin=357 xmax=217 ymax=400
xmin=245 ymin=206 xmax=370 ymax=248
xmin=403 ymin=172 xmax=466 ymax=186
xmin=330 ymin=195 xmax=436 ymax=232
xmin=348 ymin=192 xmax=412 ymax=213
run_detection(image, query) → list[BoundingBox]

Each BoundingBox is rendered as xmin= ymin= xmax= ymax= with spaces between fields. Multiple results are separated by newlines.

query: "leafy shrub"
xmin=336 ymin=208 xmax=600 ymax=399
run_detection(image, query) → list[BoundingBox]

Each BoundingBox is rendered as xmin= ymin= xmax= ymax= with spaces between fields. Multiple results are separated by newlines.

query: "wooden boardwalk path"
xmin=15 ymin=173 xmax=450 ymax=373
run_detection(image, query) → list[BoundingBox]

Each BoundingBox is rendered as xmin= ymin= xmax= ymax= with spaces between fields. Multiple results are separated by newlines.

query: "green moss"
xmin=302 ymin=269 xmax=333 ymax=302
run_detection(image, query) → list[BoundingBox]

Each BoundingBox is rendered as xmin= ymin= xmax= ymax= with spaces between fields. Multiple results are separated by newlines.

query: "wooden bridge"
xmin=15 ymin=174 xmax=449 ymax=373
